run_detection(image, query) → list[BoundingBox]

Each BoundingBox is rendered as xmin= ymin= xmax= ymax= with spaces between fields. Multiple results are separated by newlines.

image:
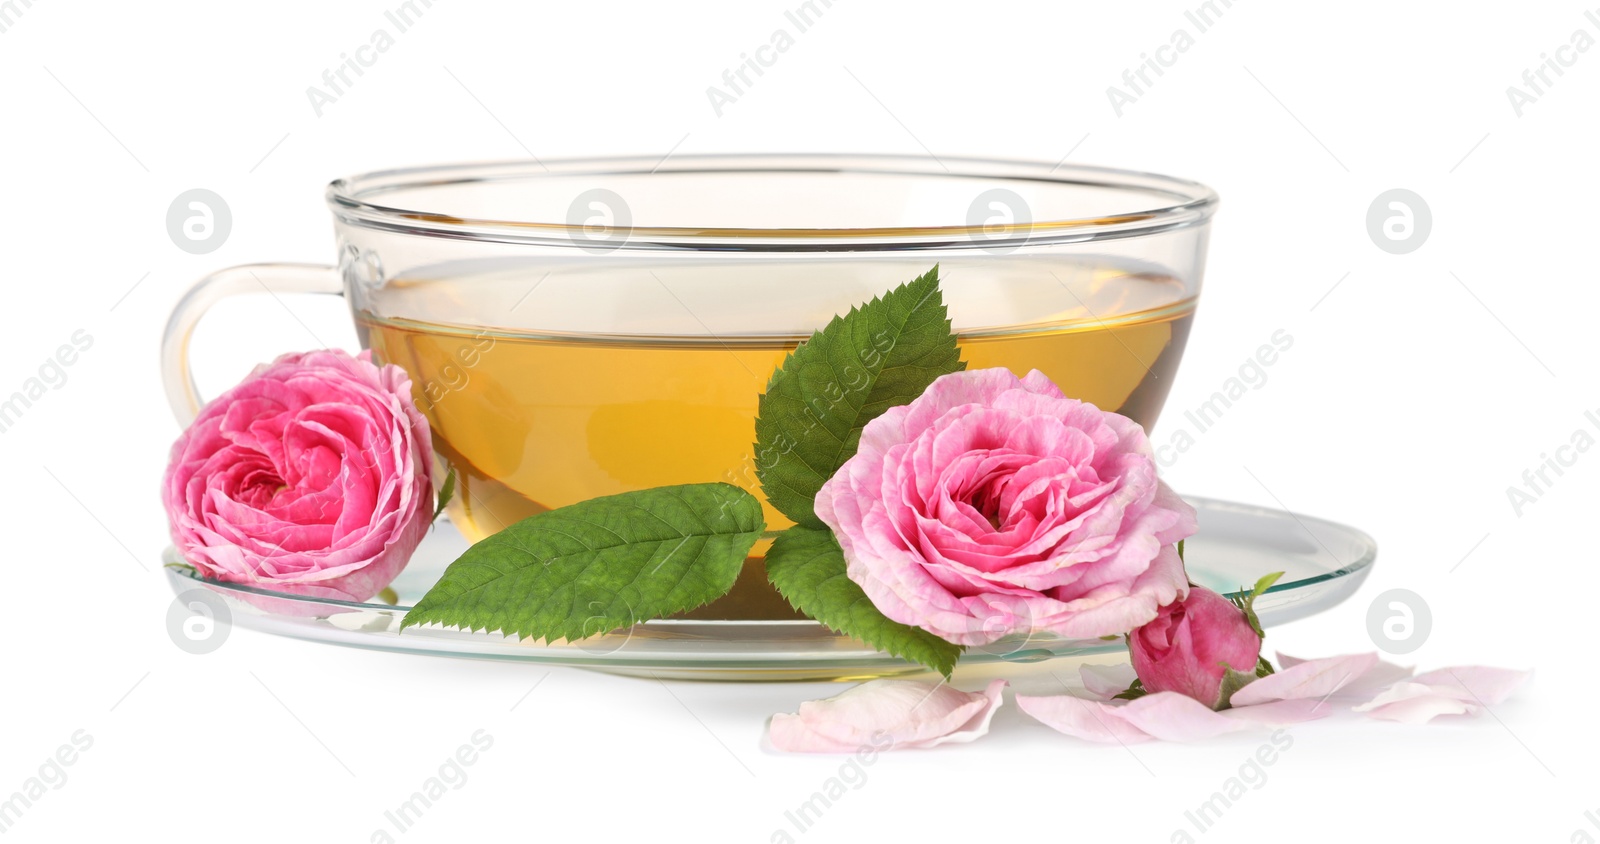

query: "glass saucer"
xmin=163 ymin=497 xmax=1375 ymax=681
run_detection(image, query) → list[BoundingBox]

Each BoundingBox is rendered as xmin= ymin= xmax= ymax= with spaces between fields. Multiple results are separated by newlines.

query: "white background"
xmin=2 ymin=1 xmax=1595 ymax=841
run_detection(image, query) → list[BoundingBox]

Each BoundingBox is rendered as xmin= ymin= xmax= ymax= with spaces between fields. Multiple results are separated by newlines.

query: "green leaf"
xmin=1247 ymin=571 xmax=1284 ymax=600
xmin=754 ymin=266 xmax=964 ymax=527
xmin=431 ymin=466 xmax=457 ymax=526
xmin=400 ymin=483 xmax=764 ymax=642
xmin=1176 ymin=539 xmax=1185 ymax=562
xmin=1234 ymin=571 xmax=1284 ymax=640
xmin=764 ymin=526 xmax=963 ymax=678
xmin=1255 ymin=655 xmax=1276 ymax=678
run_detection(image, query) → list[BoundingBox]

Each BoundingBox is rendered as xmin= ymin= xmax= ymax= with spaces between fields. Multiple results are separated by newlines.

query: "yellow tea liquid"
xmin=361 ymin=266 xmax=1194 ymax=619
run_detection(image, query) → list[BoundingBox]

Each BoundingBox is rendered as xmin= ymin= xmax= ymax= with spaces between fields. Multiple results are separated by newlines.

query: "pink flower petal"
xmin=1108 ymin=693 xmax=1260 ymax=741
xmin=1272 ymin=651 xmax=1415 ymax=699
xmin=1079 ymin=662 xmax=1138 ymax=700
xmin=1353 ymin=666 xmax=1530 ymax=724
xmin=1015 ymin=693 xmax=1157 ymax=744
xmin=1354 ymin=682 xmax=1478 ymax=724
xmin=1230 ymin=652 xmax=1380 ymax=707
xmin=1020 ymin=669 xmax=1354 ymax=744
xmin=1275 ymin=652 xmax=1310 ymax=669
xmin=1218 ymin=697 xmax=1336 ymax=726
xmin=768 ymin=679 xmax=1006 ymax=753
xmin=1018 ymin=688 xmax=1331 ymax=744
xmin=1410 ymin=666 xmax=1532 ymax=707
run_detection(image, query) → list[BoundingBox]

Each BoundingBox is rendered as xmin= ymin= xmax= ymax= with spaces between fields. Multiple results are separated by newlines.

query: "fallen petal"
xmin=1018 ymin=689 xmax=1332 ymax=744
xmin=1410 ymin=666 xmax=1531 ymax=707
xmin=1109 ymin=693 xmax=1262 ymax=741
xmin=769 ymin=679 xmax=1007 ymax=753
xmin=1220 ymin=697 xmax=1337 ymax=726
xmin=1355 ymin=682 xmax=1478 ymax=724
xmin=1275 ymin=652 xmax=1309 ymax=669
xmin=1231 ymin=652 xmax=1380 ymax=707
xmin=1015 ymin=693 xmax=1156 ymax=744
xmin=1079 ymin=662 xmax=1138 ymax=700
xmin=1273 ymin=651 xmax=1413 ymax=697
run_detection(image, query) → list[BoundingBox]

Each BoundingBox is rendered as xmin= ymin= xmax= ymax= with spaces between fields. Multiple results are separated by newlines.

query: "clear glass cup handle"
xmin=161 ymin=263 xmax=343 ymax=425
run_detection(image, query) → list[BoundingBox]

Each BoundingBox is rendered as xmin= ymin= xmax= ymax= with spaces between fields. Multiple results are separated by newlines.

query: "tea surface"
xmin=360 ymin=266 xmax=1194 ymax=619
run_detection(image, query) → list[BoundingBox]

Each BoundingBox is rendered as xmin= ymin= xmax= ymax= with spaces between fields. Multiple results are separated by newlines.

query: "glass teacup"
xmin=162 ymin=155 xmax=1218 ymax=619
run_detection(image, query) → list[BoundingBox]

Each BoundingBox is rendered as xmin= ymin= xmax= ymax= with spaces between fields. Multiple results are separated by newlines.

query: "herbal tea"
xmin=360 ymin=262 xmax=1195 ymax=619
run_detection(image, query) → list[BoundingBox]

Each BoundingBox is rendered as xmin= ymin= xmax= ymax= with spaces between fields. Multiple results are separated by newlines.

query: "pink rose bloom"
xmin=1129 ymin=586 xmax=1263 ymax=708
xmin=163 ymin=349 xmax=434 ymax=602
xmin=815 ymin=368 xmax=1196 ymax=646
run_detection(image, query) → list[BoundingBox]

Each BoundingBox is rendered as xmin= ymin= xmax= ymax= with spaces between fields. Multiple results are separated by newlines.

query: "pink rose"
xmin=1129 ymin=586 xmax=1263 ymax=708
xmin=814 ymin=368 xmax=1196 ymax=646
xmin=163 ymin=349 xmax=434 ymax=602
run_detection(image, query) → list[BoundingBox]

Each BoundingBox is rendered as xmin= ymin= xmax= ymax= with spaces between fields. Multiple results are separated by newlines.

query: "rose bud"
xmin=1128 ymin=586 xmax=1264 ymax=709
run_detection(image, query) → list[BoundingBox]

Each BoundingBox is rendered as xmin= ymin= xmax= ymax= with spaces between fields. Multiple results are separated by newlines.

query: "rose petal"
xmin=1015 ymin=693 xmax=1157 ymax=744
xmin=1108 ymin=693 xmax=1260 ymax=741
xmin=1409 ymin=666 xmax=1532 ymax=707
xmin=1218 ymin=697 xmax=1336 ymax=726
xmin=1018 ymin=689 xmax=1326 ymax=744
xmin=1352 ymin=666 xmax=1531 ymax=724
xmin=1020 ymin=681 xmax=1339 ymax=744
xmin=1275 ymin=652 xmax=1309 ymax=669
xmin=1272 ymin=651 xmax=1414 ymax=699
xmin=1354 ymin=682 xmax=1478 ymax=724
xmin=1079 ymin=662 xmax=1138 ymax=700
xmin=1229 ymin=652 xmax=1380 ymax=707
xmin=768 ymin=679 xmax=1007 ymax=754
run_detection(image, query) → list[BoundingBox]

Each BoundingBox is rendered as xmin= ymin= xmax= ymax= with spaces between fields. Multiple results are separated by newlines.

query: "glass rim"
xmin=324 ymin=154 xmax=1219 ymax=251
